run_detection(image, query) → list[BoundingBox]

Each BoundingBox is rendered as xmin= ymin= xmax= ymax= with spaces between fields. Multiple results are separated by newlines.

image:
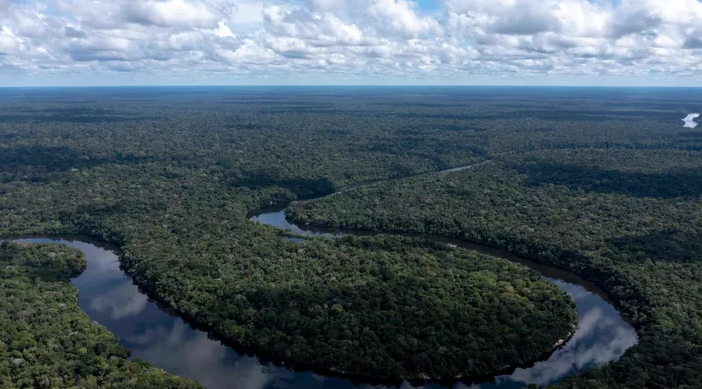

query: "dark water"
xmin=7 ymin=160 xmax=637 ymax=388
xmin=12 ymin=231 xmax=636 ymax=389
xmin=249 ymin=210 xmax=638 ymax=388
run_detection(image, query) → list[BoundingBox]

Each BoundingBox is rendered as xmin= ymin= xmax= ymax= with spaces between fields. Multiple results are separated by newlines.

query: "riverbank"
xmin=0 ymin=241 xmax=204 ymax=389
xmin=7 ymin=235 xmax=632 ymax=389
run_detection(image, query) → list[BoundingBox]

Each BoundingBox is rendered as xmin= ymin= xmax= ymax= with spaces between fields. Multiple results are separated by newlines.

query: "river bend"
xmin=9 ymin=163 xmax=637 ymax=389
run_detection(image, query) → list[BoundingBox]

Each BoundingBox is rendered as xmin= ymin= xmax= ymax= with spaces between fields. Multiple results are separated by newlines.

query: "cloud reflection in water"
xmin=458 ymin=280 xmax=638 ymax=389
xmin=126 ymin=323 xmax=271 ymax=389
xmin=89 ymin=282 xmax=150 ymax=320
xmin=36 ymin=239 xmax=636 ymax=389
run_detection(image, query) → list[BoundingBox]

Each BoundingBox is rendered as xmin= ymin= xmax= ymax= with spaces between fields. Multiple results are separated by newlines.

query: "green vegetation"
xmin=289 ymin=148 xmax=702 ymax=388
xmin=0 ymin=242 xmax=203 ymax=389
xmin=0 ymin=89 xmax=579 ymax=381
xmin=138 ymin=235 xmax=576 ymax=380
xmin=1 ymin=87 xmax=701 ymax=386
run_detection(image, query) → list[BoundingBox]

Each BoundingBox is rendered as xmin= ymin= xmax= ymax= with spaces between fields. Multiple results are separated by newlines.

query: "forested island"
xmin=0 ymin=242 xmax=203 ymax=388
xmin=0 ymin=87 xmax=701 ymax=387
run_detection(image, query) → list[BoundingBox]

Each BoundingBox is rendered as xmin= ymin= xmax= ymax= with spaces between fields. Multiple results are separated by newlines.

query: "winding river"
xmin=9 ymin=163 xmax=637 ymax=389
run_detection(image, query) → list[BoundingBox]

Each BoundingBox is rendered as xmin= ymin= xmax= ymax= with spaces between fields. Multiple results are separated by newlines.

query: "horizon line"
xmin=2 ymin=85 xmax=702 ymax=89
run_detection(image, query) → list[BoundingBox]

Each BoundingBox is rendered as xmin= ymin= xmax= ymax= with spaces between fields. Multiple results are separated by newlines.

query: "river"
xmin=11 ymin=235 xmax=636 ymax=389
xmin=8 ymin=163 xmax=637 ymax=389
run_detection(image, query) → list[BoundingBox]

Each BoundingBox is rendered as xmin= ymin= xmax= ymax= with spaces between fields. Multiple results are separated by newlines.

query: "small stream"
xmin=7 ymin=162 xmax=637 ymax=389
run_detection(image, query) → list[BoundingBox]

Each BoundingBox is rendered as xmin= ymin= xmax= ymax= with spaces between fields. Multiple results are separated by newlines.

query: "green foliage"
xmin=1 ymin=87 xmax=701 ymax=386
xmin=128 ymin=235 xmax=576 ymax=379
xmin=289 ymin=148 xmax=702 ymax=388
xmin=0 ymin=242 xmax=203 ymax=389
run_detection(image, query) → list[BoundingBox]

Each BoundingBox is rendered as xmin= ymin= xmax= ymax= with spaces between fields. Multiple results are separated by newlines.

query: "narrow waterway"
xmin=247 ymin=160 xmax=638 ymax=388
xmin=7 ymin=162 xmax=637 ymax=389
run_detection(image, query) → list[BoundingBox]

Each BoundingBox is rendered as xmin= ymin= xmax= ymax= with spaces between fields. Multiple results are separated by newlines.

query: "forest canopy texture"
xmin=0 ymin=242 xmax=203 ymax=389
xmin=289 ymin=148 xmax=702 ymax=388
xmin=0 ymin=88 xmax=579 ymax=381
xmin=1 ymin=87 xmax=701 ymax=387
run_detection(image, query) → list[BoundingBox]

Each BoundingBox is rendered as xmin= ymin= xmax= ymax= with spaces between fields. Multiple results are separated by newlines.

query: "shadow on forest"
xmin=18 ymin=107 xmax=117 ymax=115
xmin=231 ymin=100 xmax=334 ymax=106
xmin=0 ymin=114 xmax=153 ymax=123
xmin=73 ymin=202 xmax=134 ymax=217
xmin=0 ymin=145 xmax=98 ymax=173
xmin=673 ymin=131 xmax=702 ymax=150
xmin=676 ymin=131 xmax=702 ymax=139
xmin=389 ymin=111 xmax=648 ymax=122
xmin=397 ymin=126 xmax=488 ymax=135
xmin=0 ymin=145 xmax=155 ymax=176
xmin=514 ymin=162 xmax=702 ymax=199
xmin=223 ymin=123 xmax=268 ymax=130
xmin=607 ymin=229 xmax=702 ymax=264
xmin=261 ymin=107 xmax=338 ymax=114
xmin=232 ymin=176 xmax=336 ymax=198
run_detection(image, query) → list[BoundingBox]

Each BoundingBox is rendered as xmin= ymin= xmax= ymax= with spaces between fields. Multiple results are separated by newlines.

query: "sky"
xmin=0 ymin=0 xmax=701 ymax=86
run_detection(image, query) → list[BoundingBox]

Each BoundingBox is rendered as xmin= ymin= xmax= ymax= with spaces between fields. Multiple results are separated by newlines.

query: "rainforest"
xmin=0 ymin=86 xmax=701 ymax=388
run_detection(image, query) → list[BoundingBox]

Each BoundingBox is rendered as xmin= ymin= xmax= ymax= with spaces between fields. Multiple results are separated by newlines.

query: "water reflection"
xmin=89 ymin=282 xmax=149 ymax=320
xmin=466 ymin=280 xmax=638 ymax=389
xmin=682 ymin=113 xmax=699 ymax=128
xmin=11 ymin=237 xmax=636 ymax=389
xmin=250 ymin=211 xmax=342 ymax=238
xmin=126 ymin=323 xmax=272 ymax=389
xmin=248 ymin=214 xmax=638 ymax=388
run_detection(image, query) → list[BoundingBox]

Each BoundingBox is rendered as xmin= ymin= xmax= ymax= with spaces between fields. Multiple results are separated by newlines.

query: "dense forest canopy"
xmin=0 ymin=87 xmax=585 ymax=382
xmin=0 ymin=242 xmax=203 ymax=389
xmin=0 ymin=87 xmax=701 ymax=387
xmin=289 ymin=148 xmax=702 ymax=388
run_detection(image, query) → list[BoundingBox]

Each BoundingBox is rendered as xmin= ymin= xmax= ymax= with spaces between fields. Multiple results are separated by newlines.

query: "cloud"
xmin=466 ymin=281 xmax=638 ymax=388
xmin=683 ymin=31 xmax=702 ymax=49
xmin=306 ymin=0 xmax=348 ymax=14
xmin=502 ymin=311 xmax=637 ymax=387
xmin=490 ymin=4 xmax=561 ymax=36
xmin=89 ymin=282 xmax=150 ymax=320
xmin=369 ymin=0 xmax=443 ymax=36
xmin=124 ymin=0 xmax=233 ymax=29
xmin=0 ymin=0 xmax=11 ymax=13
xmin=0 ymin=27 xmax=22 ymax=55
xmin=126 ymin=322 xmax=273 ymax=389
xmin=0 ymin=0 xmax=701 ymax=84
xmin=60 ymin=0 xmax=234 ymax=30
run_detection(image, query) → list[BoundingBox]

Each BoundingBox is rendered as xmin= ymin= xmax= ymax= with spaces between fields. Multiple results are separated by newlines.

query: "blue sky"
xmin=0 ymin=0 xmax=701 ymax=86
xmin=416 ymin=0 xmax=440 ymax=12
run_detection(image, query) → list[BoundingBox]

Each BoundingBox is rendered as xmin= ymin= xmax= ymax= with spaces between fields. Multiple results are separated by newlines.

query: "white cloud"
xmin=217 ymin=21 xmax=236 ymax=38
xmin=306 ymin=0 xmax=348 ymax=13
xmin=127 ymin=322 xmax=274 ymax=389
xmin=0 ymin=27 xmax=22 ymax=55
xmin=89 ymin=282 xmax=150 ymax=320
xmin=0 ymin=0 xmax=701 ymax=84
xmin=228 ymin=0 xmax=266 ymax=25
xmin=369 ymin=0 xmax=443 ymax=36
xmin=125 ymin=0 xmax=230 ymax=29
